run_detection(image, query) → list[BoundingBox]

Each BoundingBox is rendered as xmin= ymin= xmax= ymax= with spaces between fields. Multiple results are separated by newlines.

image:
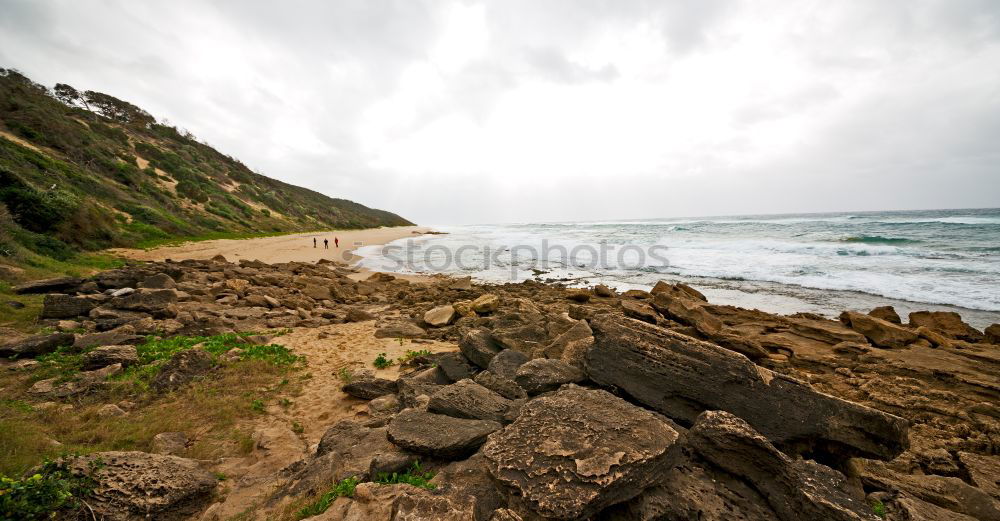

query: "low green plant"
xmin=375 ymin=460 xmax=436 ymax=490
xmin=0 ymin=459 xmax=97 ymax=520
xmin=214 ymin=472 xmax=228 ymax=481
xmin=397 ymin=349 xmax=432 ymax=364
xmin=337 ymin=367 xmax=354 ymax=383
xmin=291 ymin=422 xmax=304 ymax=434
xmin=250 ymin=399 xmax=265 ymax=413
xmin=295 ymin=477 xmax=360 ymax=519
xmin=872 ymin=499 xmax=886 ymax=518
xmin=373 ymin=353 xmax=393 ymax=369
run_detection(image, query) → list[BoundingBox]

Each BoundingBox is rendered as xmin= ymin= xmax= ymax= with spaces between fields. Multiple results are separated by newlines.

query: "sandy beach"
xmin=111 ymin=226 xmax=431 ymax=265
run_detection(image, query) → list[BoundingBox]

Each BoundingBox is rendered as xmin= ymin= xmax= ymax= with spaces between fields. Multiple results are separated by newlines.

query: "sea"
xmin=355 ymin=208 xmax=1000 ymax=329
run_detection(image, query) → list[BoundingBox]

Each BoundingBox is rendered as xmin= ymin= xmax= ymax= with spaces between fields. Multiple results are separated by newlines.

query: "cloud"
xmin=1 ymin=0 xmax=998 ymax=224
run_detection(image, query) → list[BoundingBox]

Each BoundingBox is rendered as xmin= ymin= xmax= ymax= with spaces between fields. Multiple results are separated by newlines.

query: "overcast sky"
xmin=1 ymin=0 xmax=998 ymax=224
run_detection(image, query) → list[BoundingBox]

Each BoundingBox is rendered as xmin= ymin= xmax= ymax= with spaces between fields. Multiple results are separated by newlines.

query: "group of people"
xmin=313 ymin=236 xmax=339 ymax=249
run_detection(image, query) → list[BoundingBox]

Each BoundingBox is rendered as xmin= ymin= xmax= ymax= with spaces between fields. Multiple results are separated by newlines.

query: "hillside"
xmin=0 ymin=68 xmax=412 ymax=273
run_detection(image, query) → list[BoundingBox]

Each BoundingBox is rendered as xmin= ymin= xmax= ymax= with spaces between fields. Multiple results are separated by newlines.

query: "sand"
xmin=111 ymin=226 xmax=431 ymax=265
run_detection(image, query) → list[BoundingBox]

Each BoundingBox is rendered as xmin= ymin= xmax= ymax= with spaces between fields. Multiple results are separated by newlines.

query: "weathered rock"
xmin=374 ymin=321 xmax=426 ymax=339
xmin=543 ymin=319 xmax=594 ymax=367
xmin=482 ymin=386 xmax=680 ymax=520
xmin=459 ymin=329 xmax=503 ymax=368
xmin=593 ymin=284 xmax=615 ymax=298
xmin=587 ymin=315 xmax=910 ymax=461
xmin=620 ymin=298 xmax=658 ymax=324
xmin=841 ymin=311 xmax=918 ymax=348
xmin=566 ymin=288 xmax=591 ymax=302
xmin=473 ymin=294 xmax=500 ymax=314
xmin=869 ymin=305 xmax=902 ymax=324
xmin=908 ymin=311 xmax=984 ymax=342
xmin=346 ymin=307 xmax=376 ymax=322
xmin=877 ymin=493 xmax=979 ymax=521
xmin=29 ymin=364 xmax=121 ymax=398
xmin=785 ymin=316 xmax=870 ymax=345
xmin=12 ymin=276 xmax=83 ymax=294
xmin=428 ymin=378 xmax=512 ymax=423
xmin=487 ymin=349 xmax=529 ymax=380
xmin=387 ymin=409 xmax=501 ymax=459
xmin=514 ymin=358 xmax=585 ymax=395
xmin=396 ymin=378 xmax=444 ymax=409
xmin=139 ymin=273 xmax=177 ymax=289
xmin=152 ymin=432 xmax=189 ymax=455
xmin=66 ymin=451 xmax=216 ymax=521
xmin=82 ymin=345 xmax=138 ymax=370
xmin=622 ymin=289 xmax=650 ymax=299
xmin=97 ymin=404 xmax=126 ymax=417
xmin=449 ymin=276 xmax=474 ymax=291
xmin=150 ymin=349 xmax=215 ymax=392
xmin=342 ymin=377 xmax=398 ymax=400
xmin=689 ymin=411 xmax=878 ymax=521
xmin=983 ymin=323 xmax=1000 ymax=345
xmin=424 ymin=304 xmax=456 ymax=327
xmin=474 ymin=371 xmax=528 ymax=400
xmin=490 ymin=509 xmax=524 ymax=521
xmin=434 ymin=351 xmax=478 ymax=382
xmin=652 ymin=292 xmax=723 ymax=336
xmin=860 ymin=460 xmax=1000 ymax=520
xmin=74 ymin=325 xmax=143 ymax=350
xmin=40 ymin=294 xmax=97 ymax=319
xmin=0 ymin=332 xmax=74 ymax=357
xmin=915 ymin=326 xmax=953 ymax=348
xmin=493 ymin=324 xmax=548 ymax=355
xmin=109 ymin=288 xmax=178 ymax=317
xmin=956 ymin=452 xmax=1000 ymax=500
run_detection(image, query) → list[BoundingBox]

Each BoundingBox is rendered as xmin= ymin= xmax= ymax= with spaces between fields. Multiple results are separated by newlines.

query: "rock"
xmin=459 ymin=329 xmax=503 ymax=369
xmin=620 ymin=298 xmax=658 ymax=324
xmin=908 ymin=311 xmax=984 ymax=342
xmin=97 ymin=404 xmax=126 ymax=417
xmin=368 ymin=451 xmax=414 ymax=478
xmin=66 ymin=451 xmax=216 ymax=520
xmin=367 ymin=394 xmax=401 ymax=426
xmin=956 ymin=452 xmax=1000 ymax=500
xmin=543 ymin=319 xmax=594 ymax=367
xmin=110 ymin=287 xmax=135 ymax=297
xmin=593 ymin=284 xmax=615 ymax=298
xmin=869 ymin=305 xmax=902 ymax=324
xmin=472 ymin=294 xmax=500 ymax=314
xmin=487 ymin=349 xmax=529 ymax=380
xmin=482 ymin=386 xmax=680 ymax=520
xmin=74 ymin=325 xmax=143 ymax=350
xmin=342 ymin=377 xmax=398 ymax=400
xmin=374 ymin=321 xmax=426 ymax=339
xmin=152 ymin=432 xmax=189 ymax=455
xmin=211 ymin=254 xmax=228 ymax=262
xmin=587 ymin=315 xmax=910 ymax=462
xmin=150 ymin=349 xmax=215 ymax=392
xmin=449 ymin=276 xmax=473 ymax=291
xmin=56 ymin=320 xmax=81 ymax=332
xmin=688 ymin=410 xmax=879 ymax=521
xmin=397 ymin=378 xmax=444 ymax=409
xmin=785 ymin=316 xmax=870 ymax=345
xmin=4 ymin=300 xmax=25 ymax=309
xmin=490 ymin=509 xmax=523 ymax=521
xmin=880 ymin=493 xmax=979 ymax=521
xmin=493 ymin=324 xmax=548 ymax=355
xmin=453 ymin=300 xmax=475 ymax=317
xmin=12 ymin=276 xmax=83 ymax=294
xmin=841 ymin=311 xmax=919 ymax=348
xmin=434 ymin=351 xmax=478 ymax=382
xmin=139 ymin=273 xmax=177 ymax=289
xmin=314 ymin=421 xmax=396 ymax=480
xmin=30 ymin=364 xmax=121 ymax=398
xmin=860 ymin=460 xmax=1000 ymax=520
xmin=566 ymin=288 xmax=591 ymax=302
xmin=346 ymin=307 xmax=376 ymax=322
xmin=423 ymin=304 xmax=456 ymax=327
xmin=474 ymin=371 xmax=527 ymax=400
xmin=622 ymin=289 xmax=651 ymax=299
xmin=0 ymin=332 xmax=75 ymax=357
xmin=428 ymin=378 xmax=512 ymax=423
xmin=984 ymin=323 xmax=1000 ymax=344
xmin=40 ymin=294 xmax=97 ymax=319
xmin=109 ymin=288 xmax=178 ymax=317
xmin=82 ymin=345 xmax=138 ymax=370
xmin=651 ymin=280 xmax=706 ymax=301
xmin=915 ymin=326 xmax=953 ymax=348
xmin=514 ymin=358 xmax=585 ymax=395
xmin=652 ymin=292 xmax=723 ymax=336
xmin=387 ymin=409 xmax=501 ymax=459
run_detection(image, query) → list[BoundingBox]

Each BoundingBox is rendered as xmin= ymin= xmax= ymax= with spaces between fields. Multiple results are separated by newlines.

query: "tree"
xmin=82 ymin=90 xmax=155 ymax=127
xmin=53 ymin=83 xmax=88 ymax=109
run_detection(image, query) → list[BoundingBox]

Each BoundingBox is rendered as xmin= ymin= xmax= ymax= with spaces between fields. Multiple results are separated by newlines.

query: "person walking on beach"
xmin=323 ymin=239 xmax=329 ymax=249
xmin=335 ymin=237 xmax=339 ymax=248
xmin=313 ymin=237 xmax=316 ymax=248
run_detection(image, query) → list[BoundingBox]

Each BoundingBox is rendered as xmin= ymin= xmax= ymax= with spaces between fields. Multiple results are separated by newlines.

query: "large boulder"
xmin=0 ymin=332 xmax=74 ymax=358
xmin=543 ymin=320 xmax=594 ymax=367
xmin=985 ymin=323 xmax=1000 ymax=345
xmin=492 ymin=324 xmax=548 ymax=355
xmin=109 ymin=288 xmax=178 ymax=317
xmin=474 ymin=371 xmax=527 ymax=400
xmin=139 ymin=273 xmax=177 ymax=289
xmin=908 ymin=311 xmax=984 ymax=342
xmin=434 ymin=351 xmax=478 ymax=382
xmin=486 ymin=349 xmax=529 ymax=380
xmin=514 ymin=358 xmax=585 ymax=395
xmin=387 ymin=409 xmax=501 ymax=459
xmin=40 ymin=294 xmax=98 ymax=319
xmin=482 ymin=386 xmax=680 ymax=520
xmin=342 ymin=377 xmax=398 ymax=400
xmin=428 ymin=378 xmax=512 ymax=423
xmin=82 ymin=345 xmax=139 ymax=370
xmin=423 ymin=304 xmax=456 ymax=327
xmin=74 ymin=325 xmax=143 ymax=350
xmin=620 ymin=299 xmax=658 ymax=324
xmin=587 ymin=315 xmax=910 ymax=462
xmin=66 ymin=451 xmax=216 ymax=521
xmin=150 ymin=349 xmax=215 ymax=392
xmin=459 ymin=329 xmax=503 ymax=369
xmin=374 ymin=321 xmax=426 ymax=339
xmin=472 ymin=294 xmax=500 ymax=314
xmin=859 ymin=460 xmax=1000 ymax=520
xmin=12 ymin=276 xmax=83 ymax=294
xmin=840 ymin=311 xmax=918 ymax=348
xmin=868 ymin=305 xmax=902 ymax=324
xmin=688 ymin=411 xmax=879 ymax=521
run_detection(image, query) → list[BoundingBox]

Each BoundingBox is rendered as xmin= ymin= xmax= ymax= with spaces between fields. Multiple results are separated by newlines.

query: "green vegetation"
xmin=295 ymin=477 xmax=360 ymax=519
xmin=337 ymin=367 xmax=354 ymax=383
xmin=374 ymin=460 xmax=436 ymax=490
xmin=373 ymin=353 xmax=393 ymax=369
xmin=0 ymin=458 xmax=97 ymax=521
xmin=398 ymin=349 xmax=432 ymax=364
xmin=0 ymin=68 xmax=412 ymax=279
xmin=872 ymin=499 xmax=886 ymax=518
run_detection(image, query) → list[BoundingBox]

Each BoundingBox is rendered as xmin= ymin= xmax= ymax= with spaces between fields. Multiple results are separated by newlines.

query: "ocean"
xmin=355 ymin=208 xmax=1000 ymax=329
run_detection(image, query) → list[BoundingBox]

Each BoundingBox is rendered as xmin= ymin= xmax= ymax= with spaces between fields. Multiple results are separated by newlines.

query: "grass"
xmin=337 ymin=367 xmax=354 ymax=384
xmin=294 ymin=477 xmax=360 ymax=519
xmin=374 ymin=460 xmax=436 ymax=490
xmin=397 ymin=349 xmax=432 ymax=365
xmin=872 ymin=499 xmax=886 ymax=518
xmin=133 ymin=230 xmax=302 ymax=250
xmin=373 ymin=353 xmax=393 ymax=370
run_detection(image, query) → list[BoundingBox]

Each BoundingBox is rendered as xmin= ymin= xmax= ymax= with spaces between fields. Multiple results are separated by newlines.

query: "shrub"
xmin=295 ymin=477 xmax=360 ymax=519
xmin=375 ymin=460 xmax=436 ymax=490
xmin=0 ymin=458 xmax=97 ymax=520
xmin=373 ymin=353 xmax=393 ymax=369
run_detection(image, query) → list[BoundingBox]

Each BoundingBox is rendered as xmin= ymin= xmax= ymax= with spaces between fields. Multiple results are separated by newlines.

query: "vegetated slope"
xmin=0 ymin=68 xmax=413 ymax=268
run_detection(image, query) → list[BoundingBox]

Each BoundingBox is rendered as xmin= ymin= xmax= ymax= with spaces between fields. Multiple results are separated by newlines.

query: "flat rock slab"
xmin=13 ymin=276 xmax=83 ymax=294
xmin=482 ymin=386 xmax=680 ymax=520
xmin=0 ymin=332 xmax=75 ymax=357
xmin=459 ymin=329 xmax=503 ymax=368
xmin=487 ymin=349 xmax=528 ymax=380
xmin=374 ymin=321 xmax=426 ymax=339
xmin=342 ymin=378 xmax=398 ymax=400
xmin=514 ymin=358 xmax=585 ymax=395
xmin=587 ymin=315 xmax=909 ymax=461
xmin=428 ymin=378 xmax=512 ymax=423
xmin=387 ymin=409 xmax=501 ymax=460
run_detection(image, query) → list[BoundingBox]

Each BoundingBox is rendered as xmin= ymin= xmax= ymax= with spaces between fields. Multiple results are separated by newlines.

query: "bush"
xmin=0 ymin=458 xmax=97 ymax=521
xmin=374 ymin=460 xmax=436 ymax=490
xmin=373 ymin=353 xmax=393 ymax=369
xmin=295 ymin=477 xmax=359 ymax=519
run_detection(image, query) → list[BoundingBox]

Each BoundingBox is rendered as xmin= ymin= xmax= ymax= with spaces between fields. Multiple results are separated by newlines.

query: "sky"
xmin=1 ymin=0 xmax=999 ymax=225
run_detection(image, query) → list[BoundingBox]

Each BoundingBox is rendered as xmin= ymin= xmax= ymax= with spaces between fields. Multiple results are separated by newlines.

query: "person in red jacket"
xmin=335 ymin=237 xmax=339 ymax=248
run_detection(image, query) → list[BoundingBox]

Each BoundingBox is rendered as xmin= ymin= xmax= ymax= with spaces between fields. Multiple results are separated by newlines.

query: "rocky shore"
xmin=2 ymin=256 xmax=999 ymax=520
